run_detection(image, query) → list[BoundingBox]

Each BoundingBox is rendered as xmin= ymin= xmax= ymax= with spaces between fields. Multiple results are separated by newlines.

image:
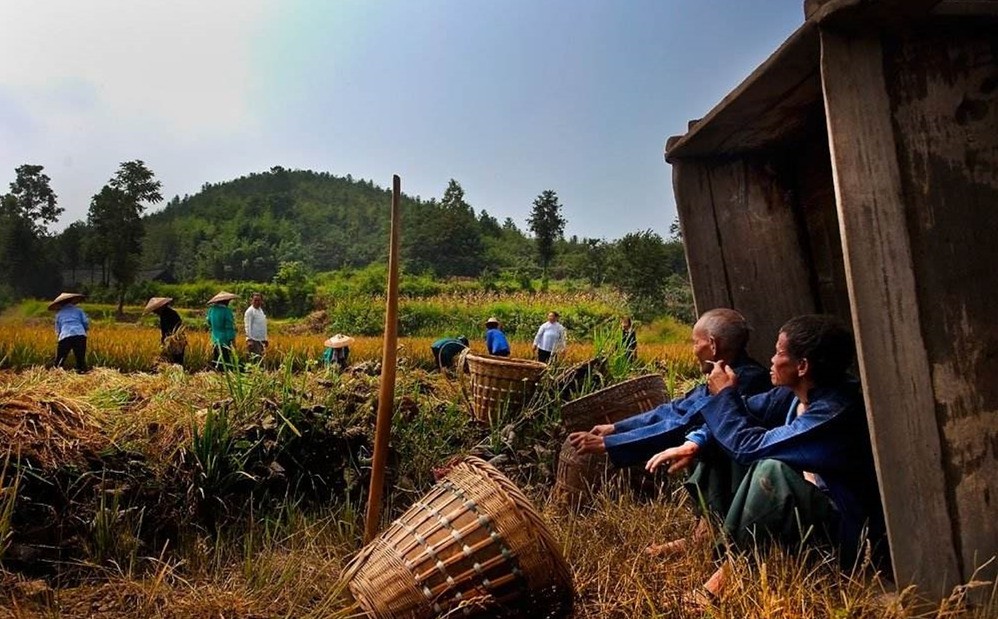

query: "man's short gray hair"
xmin=699 ymin=308 xmax=750 ymax=353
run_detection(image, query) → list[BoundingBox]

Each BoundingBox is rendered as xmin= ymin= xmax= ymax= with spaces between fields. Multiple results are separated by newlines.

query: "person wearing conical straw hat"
xmin=145 ymin=297 xmax=185 ymax=365
xmin=322 ymin=333 xmax=354 ymax=370
xmin=206 ymin=291 xmax=237 ymax=370
xmin=484 ymin=316 xmax=510 ymax=357
xmin=49 ymin=292 xmax=89 ymax=372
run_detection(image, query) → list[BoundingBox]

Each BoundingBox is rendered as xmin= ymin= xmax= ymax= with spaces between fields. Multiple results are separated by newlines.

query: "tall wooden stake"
xmin=364 ymin=174 xmax=401 ymax=543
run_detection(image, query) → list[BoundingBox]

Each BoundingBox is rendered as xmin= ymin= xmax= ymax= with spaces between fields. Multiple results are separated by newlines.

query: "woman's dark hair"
xmin=780 ymin=314 xmax=855 ymax=385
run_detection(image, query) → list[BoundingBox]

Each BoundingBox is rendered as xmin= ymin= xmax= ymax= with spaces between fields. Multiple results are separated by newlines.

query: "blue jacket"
xmin=55 ymin=304 xmax=90 ymax=340
xmin=604 ymin=356 xmax=771 ymax=467
xmin=485 ymin=328 xmax=510 ymax=355
xmin=700 ymin=380 xmax=888 ymax=566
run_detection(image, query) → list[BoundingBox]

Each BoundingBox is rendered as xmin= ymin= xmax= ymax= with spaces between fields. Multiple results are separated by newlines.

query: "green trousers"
xmin=686 ymin=455 xmax=839 ymax=552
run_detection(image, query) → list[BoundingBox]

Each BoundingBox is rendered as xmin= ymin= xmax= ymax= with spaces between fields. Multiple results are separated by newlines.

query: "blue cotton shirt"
xmin=485 ymin=328 xmax=510 ymax=355
xmin=699 ymin=380 xmax=888 ymax=566
xmin=604 ymin=356 xmax=771 ymax=467
xmin=54 ymin=304 xmax=90 ymax=341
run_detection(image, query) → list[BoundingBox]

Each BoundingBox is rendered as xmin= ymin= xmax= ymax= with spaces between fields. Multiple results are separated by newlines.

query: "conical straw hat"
xmin=144 ymin=297 xmax=173 ymax=313
xmin=486 ymin=316 xmax=500 ymax=325
xmin=207 ymin=291 xmax=238 ymax=305
xmin=48 ymin=292 xmax=85 ymax=311
xmin=324 ymin=333 xmax=354 ymax=349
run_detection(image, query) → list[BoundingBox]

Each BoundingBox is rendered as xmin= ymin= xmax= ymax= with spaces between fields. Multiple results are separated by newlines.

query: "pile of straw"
xmin=0 ymin=384 xmax=105 ymax=469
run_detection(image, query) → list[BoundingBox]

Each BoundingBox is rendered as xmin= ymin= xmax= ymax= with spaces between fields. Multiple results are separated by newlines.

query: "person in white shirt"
xmin=244 ymin=292 xmax=268 ymax=361
xmin=532 ymin=311 xmax=566 ymax=363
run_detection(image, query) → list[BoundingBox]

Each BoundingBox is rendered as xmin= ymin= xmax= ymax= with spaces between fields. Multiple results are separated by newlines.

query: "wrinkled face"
xmin=770 ymin=331 xmax=804 ymax=387
xmin=691 ymin=323 xmax=714 ymax=374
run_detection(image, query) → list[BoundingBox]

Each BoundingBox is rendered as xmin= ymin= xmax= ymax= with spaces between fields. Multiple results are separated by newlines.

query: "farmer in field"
xmin=484 ymin=316 xmax=510 ymax=357
xmin=244 ymin=292 xmax=268 ymax=362
xmin=145 ymin=296 xmax=186 ymax=365
xmin=532 ymin=311 xmax=566 ymax=363
xmin=569 ymin=308 xmax=770 ymax=470
xmin=621 ymin=316 xmax=637 ymax=361
xmin=206 ymin=291 xmax=237 ymax=370
xmin=430 ymin=336 xmax=469 ymax=370
xmin=49 ymin=292 xmax=89 ymax=372
xmin=323 ymin=333 xmax=353 ymax=370
xmin=646 ymin=315 xmax=887 ymax=605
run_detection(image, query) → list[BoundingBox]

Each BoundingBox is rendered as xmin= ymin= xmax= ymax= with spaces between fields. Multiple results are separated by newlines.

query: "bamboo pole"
xmin=364 ymin=174 xmax=402 ymax=543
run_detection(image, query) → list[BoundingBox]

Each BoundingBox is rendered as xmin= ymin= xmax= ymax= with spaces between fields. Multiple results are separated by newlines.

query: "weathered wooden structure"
xmin=665 ymin=0 xmax=998 ymax=596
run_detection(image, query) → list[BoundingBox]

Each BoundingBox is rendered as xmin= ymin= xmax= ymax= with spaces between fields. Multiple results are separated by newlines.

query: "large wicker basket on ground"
xmin=553 ymin=374 xmax=668 ymax=508
xmin=559 ymin=374 xmax=667 ymax=433
xmin=341 ymin=456 xmax=574 ymax=618
xmin=460 ymin=352 xmax=548 ymax=424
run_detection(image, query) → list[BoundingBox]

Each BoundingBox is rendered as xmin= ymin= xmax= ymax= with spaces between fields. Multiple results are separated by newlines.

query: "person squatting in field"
xmin=50 ymin=292 xmax=89 ymax=372
xmin=646 ymin=314 xmax=888 ymax=605
xmin=206 ymin=291 xmax=237 ymax=370
xmin=568 ymin=308 xmax=771 ymax=471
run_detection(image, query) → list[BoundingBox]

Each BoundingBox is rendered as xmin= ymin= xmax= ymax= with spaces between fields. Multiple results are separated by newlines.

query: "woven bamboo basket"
xmin=559 ymin=374 xmax=667 ymax=433
xmin=460 ymin=352 xmax=548 ymax=424
xmin=550 ymin=437 xmax=607 ymax=510
xmin=341 ymin=456 xmax=574 ymax=619
xmin=552 ymin=375 xmax=668 ymax=508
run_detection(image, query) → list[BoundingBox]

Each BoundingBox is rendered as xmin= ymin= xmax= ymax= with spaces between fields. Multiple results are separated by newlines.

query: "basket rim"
xmin=562 ymin=373 xmax=665 ymax=408
xmin=463 ymin=352 xmax=548 ymax=371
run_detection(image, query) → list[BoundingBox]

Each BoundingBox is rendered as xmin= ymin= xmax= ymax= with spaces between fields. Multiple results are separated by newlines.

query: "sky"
xmin=0 ymin=0 xmax=803 ymax=241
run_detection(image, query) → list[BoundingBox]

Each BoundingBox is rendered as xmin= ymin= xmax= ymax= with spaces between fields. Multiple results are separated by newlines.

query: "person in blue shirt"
xmin=568 ymin=309 xmax=771 ymax=468
xmin=646 ymin=314 xmax=888 ymax=604
xmin=484 ymin=316 xmax=510 ymax=357
xmin=50 ymin=292 xmax=90 ymax=372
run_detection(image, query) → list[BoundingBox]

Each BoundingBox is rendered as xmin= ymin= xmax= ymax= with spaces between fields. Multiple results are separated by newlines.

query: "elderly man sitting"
xmin=647 ymin=314 xmax=888 ymax=604
xmin=568 ymin=308 xmax=771 ymax=470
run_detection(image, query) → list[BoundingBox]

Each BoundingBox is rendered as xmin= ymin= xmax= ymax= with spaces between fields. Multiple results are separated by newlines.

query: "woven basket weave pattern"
xmin=560 ymin=374 xmax=667 ymax=433
xmin=462 ymin=353 xmax=547 ymax=423
xmin=553 ymin=375 xmax=668 ymax=508
xmin=344 ymin=456 xmax=573 ymax=618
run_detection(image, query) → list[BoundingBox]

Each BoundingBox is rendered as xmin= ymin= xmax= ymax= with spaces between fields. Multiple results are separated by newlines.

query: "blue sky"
xmin=0 ymin=0 xmax=802 ymax=240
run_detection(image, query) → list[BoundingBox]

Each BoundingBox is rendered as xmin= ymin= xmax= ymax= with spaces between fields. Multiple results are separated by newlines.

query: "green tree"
xmin=405 ymin=180 xmax=485 ymax=277
xmin=57 ymin=221 xmax=90 ymax=284
xmin=89 ymin=160 xmax=163 ymax=313
xmin=608 ymin=230 xmax=677 ymax=320
xmin=527 ymin=189 xmax=565 ymax=273
xmin=0 ymin=165 xmax=63 ymax=297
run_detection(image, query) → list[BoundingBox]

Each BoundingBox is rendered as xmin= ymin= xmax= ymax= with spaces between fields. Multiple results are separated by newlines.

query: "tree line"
xmin=0 ymin=164 xmax=689 ymax=319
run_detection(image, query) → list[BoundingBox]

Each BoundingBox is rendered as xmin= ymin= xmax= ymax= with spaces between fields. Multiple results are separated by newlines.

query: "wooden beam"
xmin=665 ymin=22 xmax=821 ymax=161
xmin=820 ymin=28 xmax=962 ymax=594
xmin=807 ymin=0 xmax=945 ymax=22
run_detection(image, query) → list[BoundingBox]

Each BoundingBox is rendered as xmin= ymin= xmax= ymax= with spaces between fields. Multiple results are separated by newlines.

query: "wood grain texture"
xmin=672 ymin=162 xmax=731 ymax=317
xmin=821 ymin=28 xmax=962 ymax=593
xmin=883 ymin=21 xmax=998 ymax=586
xmin=672 ymin=158 xmax=817 ymax=361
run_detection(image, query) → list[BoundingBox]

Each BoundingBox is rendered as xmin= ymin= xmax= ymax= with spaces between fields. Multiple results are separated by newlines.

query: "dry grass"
xmin=1 ymin=366 xmax=994 ymax=618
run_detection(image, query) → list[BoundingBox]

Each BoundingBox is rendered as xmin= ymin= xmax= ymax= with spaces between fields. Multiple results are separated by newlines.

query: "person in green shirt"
xmin=206 ymin=291 xmax=237 ymax=370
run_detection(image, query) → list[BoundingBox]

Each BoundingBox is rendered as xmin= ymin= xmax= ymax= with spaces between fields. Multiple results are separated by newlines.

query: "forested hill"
xmin=141 ymin=166 xmax=545 ymax=282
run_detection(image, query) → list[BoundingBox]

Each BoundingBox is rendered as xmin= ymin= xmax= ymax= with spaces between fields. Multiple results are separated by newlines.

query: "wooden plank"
xmin=933 ymin=0 xmax=998 ymax=16
xmin=672 ymin=162 xmax=732 ymax=315
xmin=820 ymin=28 xmax=962 ymax=594
xmin=704 ymin=158 xmax=817 ymax=360
xmin=808 ymin=0 xmax=945 ymax=22
xmin=882 ymin=21 xmax=998 ymax=590
xmin=665 ymin=22 xmax=821 ymax=161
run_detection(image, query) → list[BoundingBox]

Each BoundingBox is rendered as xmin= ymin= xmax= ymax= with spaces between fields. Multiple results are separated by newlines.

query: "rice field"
xmin=0 ymin=321 xmax=698 ymax=375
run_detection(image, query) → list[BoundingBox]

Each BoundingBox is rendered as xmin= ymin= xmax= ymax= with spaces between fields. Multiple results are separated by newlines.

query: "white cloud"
xmin=0 ymin=0 xmax=269 ymax=135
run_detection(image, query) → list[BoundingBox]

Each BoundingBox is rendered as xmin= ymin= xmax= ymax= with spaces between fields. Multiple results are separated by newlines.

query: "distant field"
xmin=0 ymin=320 xmax=696 ymax=374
